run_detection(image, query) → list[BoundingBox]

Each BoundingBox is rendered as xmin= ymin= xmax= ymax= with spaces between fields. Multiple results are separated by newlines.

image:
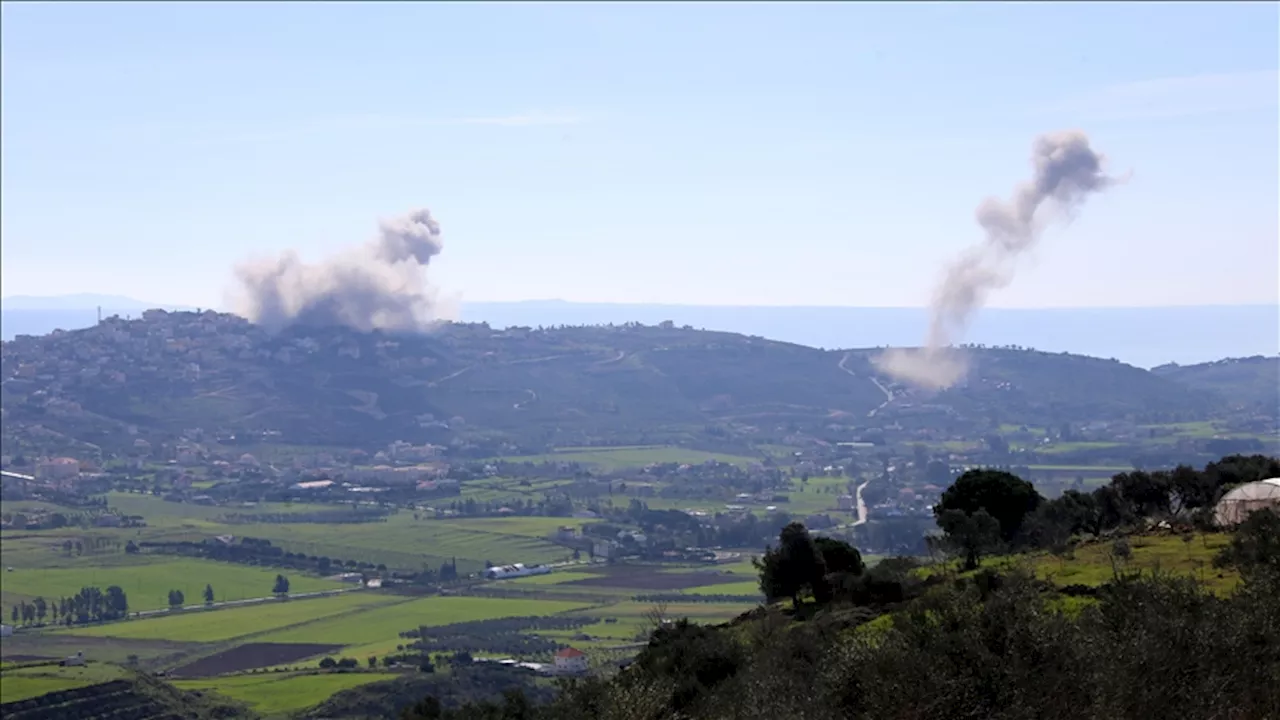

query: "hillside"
xmin=0 ymin=311 xmax=1230 ymax=455
xmin=1152 ymin=356 xmax=1280 ymax=413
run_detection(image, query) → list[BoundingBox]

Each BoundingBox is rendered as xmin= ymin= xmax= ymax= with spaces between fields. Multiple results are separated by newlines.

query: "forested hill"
xmin=0 ymin=311 xmax=1252 ymax=453
xmin=1152 ymin=356 xmax=1280 ymax=414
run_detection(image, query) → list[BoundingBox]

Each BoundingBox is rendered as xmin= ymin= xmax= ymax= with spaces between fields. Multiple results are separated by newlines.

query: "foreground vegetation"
xmin=406 ymin=512 xmax=1280 ymax=720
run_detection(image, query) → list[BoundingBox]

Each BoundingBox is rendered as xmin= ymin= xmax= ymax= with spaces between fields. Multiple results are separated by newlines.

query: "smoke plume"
xmin=230 ymin=208 xmax=450 ymax=333
xmin=876 ymin=130 xmax=1120 ymax=389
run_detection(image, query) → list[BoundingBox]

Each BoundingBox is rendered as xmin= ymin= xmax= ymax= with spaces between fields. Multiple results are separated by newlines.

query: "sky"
xmin=2 ymin=2 xmax=1277 ymax=310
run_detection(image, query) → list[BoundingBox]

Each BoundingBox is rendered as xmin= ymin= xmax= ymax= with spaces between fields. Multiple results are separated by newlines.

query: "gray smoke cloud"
xmin=876 ymin=131 xmax=1121 ymax=389
xmin=230 ymin=208 xmax=450 ymax=333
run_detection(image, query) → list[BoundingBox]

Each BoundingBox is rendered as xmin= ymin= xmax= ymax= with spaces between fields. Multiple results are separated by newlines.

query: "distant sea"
xmin=3 ymin=302 xmax=1277 ymax=369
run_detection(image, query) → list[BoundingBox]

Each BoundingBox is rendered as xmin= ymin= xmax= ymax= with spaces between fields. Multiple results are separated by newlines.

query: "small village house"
xmin=553 ymin=647 xmax=588 ymax=675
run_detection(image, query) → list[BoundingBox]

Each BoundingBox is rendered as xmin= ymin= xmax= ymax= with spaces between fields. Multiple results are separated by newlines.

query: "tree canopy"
xmin=935 ymin=468 xmax=1043 ymax=543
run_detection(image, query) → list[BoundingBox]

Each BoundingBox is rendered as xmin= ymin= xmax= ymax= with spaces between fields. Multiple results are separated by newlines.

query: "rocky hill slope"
xmin=0 ymin=311 xmax=1241 ymax=455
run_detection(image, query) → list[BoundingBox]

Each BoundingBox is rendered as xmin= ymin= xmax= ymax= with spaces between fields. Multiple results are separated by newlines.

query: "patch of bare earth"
xmin=167 ymin=642 xmax=341 ymax=677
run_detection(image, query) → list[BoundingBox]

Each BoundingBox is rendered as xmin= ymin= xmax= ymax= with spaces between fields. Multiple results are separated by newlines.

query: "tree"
xmin=10 ymin=606 xmax=17 ymax=624
xmin=319 ymin=657 xmax=337 ymax=669
xmin=273 ymin=574 xmax=290 ymax=596
xmin=401 ymin=696 xmax=442 ymax=720
xmin=813 ymin=536 xmax=865 ymax=576
xmin=33 ymin=597 xmax=46 ymax=624
xmin=124 ymin=540 xmax=140 ymax=554
xmin=936 ymin=469 xmax=1043 ymax=544
xmin=105 ymin=585 xmax=129 ymax=618
xmin=754 ymin=522 xmax=829 ymax=609
xmin=168 ymin=589 xmax=185 ymax=608
xmin=1214 ymin=509 xmax=1280 ymax=581
xmin=368 ymin=656 xmax=378 ymax=668
xmin=936 ymin=508 xmax=1002 ymax=570
xmin=203 ymin=584 xmax=215 ymax=605
xmin=1024 ymin=489 xmax=1100 ymax=548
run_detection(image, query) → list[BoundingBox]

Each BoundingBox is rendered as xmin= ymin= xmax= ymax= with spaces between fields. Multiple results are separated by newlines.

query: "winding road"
xmin=839 ymin=352 xmax=894 ymax=418
xmin=852 ymin=479 xmax=871 ymax=527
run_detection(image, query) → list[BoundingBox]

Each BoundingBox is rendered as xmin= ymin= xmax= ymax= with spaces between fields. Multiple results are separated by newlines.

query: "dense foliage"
xmin=398 ymin=455 xmax=1280 ymax=720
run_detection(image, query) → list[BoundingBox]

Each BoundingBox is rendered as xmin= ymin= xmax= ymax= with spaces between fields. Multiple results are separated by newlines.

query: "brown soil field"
xmin=564 ymin=569 xmax=747 ymax=591
xmin=167 ymin=642 xmax=341 ymax=677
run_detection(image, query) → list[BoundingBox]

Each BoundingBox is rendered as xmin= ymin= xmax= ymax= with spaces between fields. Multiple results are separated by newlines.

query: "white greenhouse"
xmin=1213 ymin=478 xmax=1280 ymax=527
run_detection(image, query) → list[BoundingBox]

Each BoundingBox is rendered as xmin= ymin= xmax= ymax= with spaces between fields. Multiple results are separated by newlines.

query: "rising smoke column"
xmin=231 ymin=208 xmax=448 ymax=333
xmin=876 ymin=131 xmax=1120 ymax=389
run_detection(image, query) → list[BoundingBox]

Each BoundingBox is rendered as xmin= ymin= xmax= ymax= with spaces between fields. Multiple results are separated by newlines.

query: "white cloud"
xmin=1037 ymin=69 xmax=1279 ymax=122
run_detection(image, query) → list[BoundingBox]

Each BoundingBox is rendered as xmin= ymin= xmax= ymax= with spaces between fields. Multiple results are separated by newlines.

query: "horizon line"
xmin=3 ymin=296 xmax=1279 ymax=313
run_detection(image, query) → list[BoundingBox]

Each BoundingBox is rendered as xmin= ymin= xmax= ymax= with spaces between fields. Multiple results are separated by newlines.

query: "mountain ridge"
xmin=4 ymin=298 xmax=1278 ymax=367
xmin=2 ymin=310 xmax=1269 ymax=460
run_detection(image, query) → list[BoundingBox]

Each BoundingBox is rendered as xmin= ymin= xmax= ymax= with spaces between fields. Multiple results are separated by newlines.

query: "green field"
xmin=683 ymin=580 xmax=761 ymax=596
xmin=0 ymin=662 xmax=129 ymax=704
xmin=57 ymin=591 xmax=395 ymax=642
xmin=500 ymin=571 xmax=600 ymax=586
xmin=206 ymin=514 xmax=577 ymax=573
xmin=172 ymin=671 xmax=397 ymax=717
xmin=102 ymin=492 xmax=338 ymax=525
xmin=1 ymin=495 xmax=581 ymax=576
xmin=1 ymin=558 xmax=346 ymax=616
xmin=493 ymin=445 xmax=761 ymax=471
xmin=257 ymin=595 xmax=594 ymax=647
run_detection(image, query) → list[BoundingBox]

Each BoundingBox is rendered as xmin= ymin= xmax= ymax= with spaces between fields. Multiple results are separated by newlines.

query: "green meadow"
xmin=1 ymin=558 xmax=346 ymax=617
xmin=58 ymin=591 xmax=395 ymax=642
xmin=172 ymin=671 xmax=398 ymax=717
xmin=0 ymin=663 xmax=129 ymax=704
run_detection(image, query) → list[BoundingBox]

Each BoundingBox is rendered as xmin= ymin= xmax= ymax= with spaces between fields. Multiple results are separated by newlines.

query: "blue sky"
xmin=2 ymin=2 xmax=1277 ymax=309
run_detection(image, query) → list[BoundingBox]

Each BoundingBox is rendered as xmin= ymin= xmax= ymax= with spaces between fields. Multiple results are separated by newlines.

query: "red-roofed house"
xmin=553 ymin=647 xmax=588 ymax=675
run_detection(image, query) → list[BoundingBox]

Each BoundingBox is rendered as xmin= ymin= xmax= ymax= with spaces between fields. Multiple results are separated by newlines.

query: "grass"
xmin=1 ymin=496 xmax=580 ymax=577
xmin=0 ymin=662 xmax=129 ymax=704
xmin=257 ymin=595 xmax=594 ymax=647
xmin=683 ymin=580 xmax=762 ymax=596
xmin=492 ymin=445 xmax=761 ymax=472
xmin=54 ymin=591 xmax=396 ymax=642
xmin=499 ymin=571 xmax=601 ymax=586
xmin=104 ymin=492 xmax=336 ymax=525
xmin=1035 ymin=442 xmax=1124 ymax=455
xmin=172 ymin=671 xmax=396 ymax=717
xmin=226 ymin=513 xmax=577 ymax=573
xmin=926 ymin=532 xmax=1240 ymax=596
xmin=1 ymin=558 xmax=345 ymax=617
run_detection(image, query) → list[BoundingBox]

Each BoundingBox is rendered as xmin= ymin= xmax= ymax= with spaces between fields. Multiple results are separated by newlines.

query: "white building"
xmin=485 ymin=563 xmax=552 ymax=580
xmin=36 ymin=457 xmax=80 ymax=483
xmin=0 ymin=623 xmax=13 ymax=637
xmin=553 ymin=647 xmax=588 ymax=675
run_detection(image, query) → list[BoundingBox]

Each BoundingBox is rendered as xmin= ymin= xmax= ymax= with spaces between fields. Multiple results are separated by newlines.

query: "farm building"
xmin=36 ymin=457 xmax=80 ymax=482
xmin=1214 ymin=478 xmax=1280 ymax=526
xmin=0 ymin=623 xmax=12 ymax=637
xmin=485 ymin=563 xmax=553 ymax=580
xmin=554 ymin=647 xmax=588 ymax=675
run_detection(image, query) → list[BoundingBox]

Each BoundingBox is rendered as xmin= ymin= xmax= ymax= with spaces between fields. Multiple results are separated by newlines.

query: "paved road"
xmin=852 ymin=479 xmax=871 ymax=527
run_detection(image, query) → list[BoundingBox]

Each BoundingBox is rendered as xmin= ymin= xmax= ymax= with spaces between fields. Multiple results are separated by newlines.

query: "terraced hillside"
xmin=0 ymin=311 xmax=1227 ymax=455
